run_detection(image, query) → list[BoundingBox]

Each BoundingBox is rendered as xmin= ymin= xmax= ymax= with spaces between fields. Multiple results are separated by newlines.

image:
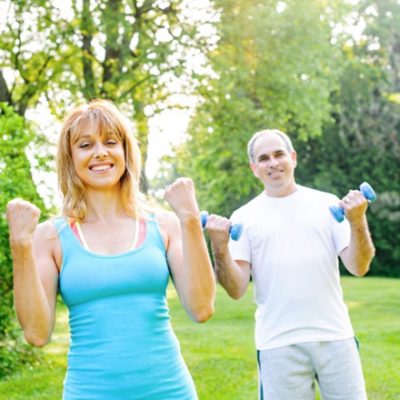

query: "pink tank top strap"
xmin=69 ymin=218 xmax=146 ymax=250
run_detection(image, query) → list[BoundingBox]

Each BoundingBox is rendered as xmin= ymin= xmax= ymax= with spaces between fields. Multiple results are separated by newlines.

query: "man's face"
xmin=250 ymin=133 xmax=297 ymax=197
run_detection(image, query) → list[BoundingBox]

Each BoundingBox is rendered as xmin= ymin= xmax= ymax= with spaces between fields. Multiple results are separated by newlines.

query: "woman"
xmin=6 ymin=99 xmax=215 ymax=400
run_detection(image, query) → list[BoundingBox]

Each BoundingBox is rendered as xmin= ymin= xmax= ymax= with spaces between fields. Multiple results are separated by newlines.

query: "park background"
xmin=0 ymin=0 xmax=399 ymax=398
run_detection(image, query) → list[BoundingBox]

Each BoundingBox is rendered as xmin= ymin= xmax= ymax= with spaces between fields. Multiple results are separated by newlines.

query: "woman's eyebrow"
xmin=71 ymin=134 xmax=93 ymax=144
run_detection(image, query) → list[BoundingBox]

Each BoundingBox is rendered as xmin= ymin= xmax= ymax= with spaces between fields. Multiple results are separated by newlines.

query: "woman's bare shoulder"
xmin=152 ymin=208 xmax=179 ymax=228
xmin=33 ymin=218 xmax=63 ymax=270
xmin=35 ymin=218 xmax=64 ymax=237
xmin=35 ymin=219 xmax=54 ymax=234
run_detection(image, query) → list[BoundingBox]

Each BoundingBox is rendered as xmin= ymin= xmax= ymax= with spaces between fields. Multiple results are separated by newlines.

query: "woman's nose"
xmin=94 ymin=143 xmax=108 ymax=158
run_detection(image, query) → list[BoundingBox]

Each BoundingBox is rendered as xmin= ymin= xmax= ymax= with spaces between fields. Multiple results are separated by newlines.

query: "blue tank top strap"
xmin=52 ymin=216 xmax=68 ymax=234
xmin=145 ymin=213 xmax=167 ymax=254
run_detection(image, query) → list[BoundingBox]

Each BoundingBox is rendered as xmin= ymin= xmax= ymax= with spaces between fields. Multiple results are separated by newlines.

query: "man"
xmin=205 ymin=129 xmax=375 ymax=400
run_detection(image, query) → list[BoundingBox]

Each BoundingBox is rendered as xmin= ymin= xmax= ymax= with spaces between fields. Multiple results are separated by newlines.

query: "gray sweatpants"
xmin=257 ymin=338 xmax=367 ymax=400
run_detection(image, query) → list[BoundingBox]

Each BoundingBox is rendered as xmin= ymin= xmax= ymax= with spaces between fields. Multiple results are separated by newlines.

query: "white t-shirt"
xmin=229 ymin=185 xmax=354 ymax=350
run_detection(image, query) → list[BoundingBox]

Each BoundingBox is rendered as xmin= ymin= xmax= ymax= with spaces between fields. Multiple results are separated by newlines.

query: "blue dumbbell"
xmin=200 ymin=211 xmax=243 ymax=241
xmin=329 ymin=182 xmax=377 ymax=223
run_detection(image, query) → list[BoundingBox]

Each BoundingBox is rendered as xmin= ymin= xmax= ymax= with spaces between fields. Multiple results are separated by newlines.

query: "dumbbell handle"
xmin=329 ymin=182 xmax=377 ymax=223
xmin=200 ymin=211 xmax=243 ymax=241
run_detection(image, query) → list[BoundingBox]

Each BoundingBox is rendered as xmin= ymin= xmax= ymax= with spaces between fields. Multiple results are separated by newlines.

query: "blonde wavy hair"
xmin=57 ymin=99 xmax=144 ymax=221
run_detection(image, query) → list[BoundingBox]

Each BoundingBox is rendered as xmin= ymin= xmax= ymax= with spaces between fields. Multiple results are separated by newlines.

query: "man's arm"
xmin=206 ymin=214 xmax=251 ymax=299
xmin=339 ymin=190 xmax=376 ymax=276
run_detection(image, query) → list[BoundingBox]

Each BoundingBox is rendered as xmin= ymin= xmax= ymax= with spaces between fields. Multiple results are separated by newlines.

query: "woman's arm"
xmin=7 ymin=199 xmax=60 ymax=347
xmin=161 ymin=178 xmax=215 ymax=323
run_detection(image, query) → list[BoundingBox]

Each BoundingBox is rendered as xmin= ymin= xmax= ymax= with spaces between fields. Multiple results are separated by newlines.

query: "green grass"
xmin=0 ymin=276 xmax=399 ymax=399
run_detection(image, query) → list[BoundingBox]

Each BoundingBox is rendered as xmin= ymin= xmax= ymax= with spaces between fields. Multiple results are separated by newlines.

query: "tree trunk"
xmin=133 ymin=100 xmax=150 ymax=194
xmin=0 ymin=70 xmax=11 ymax=105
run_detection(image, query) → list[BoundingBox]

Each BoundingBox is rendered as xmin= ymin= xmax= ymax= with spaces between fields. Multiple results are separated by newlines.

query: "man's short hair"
xmin=247 ymin=129 xmax=294 ymax=162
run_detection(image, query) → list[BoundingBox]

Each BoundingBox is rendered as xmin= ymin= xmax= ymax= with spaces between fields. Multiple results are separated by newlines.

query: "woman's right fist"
xmin=6 ymin=199 xmax=41 ymax=243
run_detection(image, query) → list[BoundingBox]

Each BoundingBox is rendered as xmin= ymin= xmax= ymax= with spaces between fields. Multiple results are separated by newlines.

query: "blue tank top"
xmin=55 ymin=217 xmax=198 ymax=400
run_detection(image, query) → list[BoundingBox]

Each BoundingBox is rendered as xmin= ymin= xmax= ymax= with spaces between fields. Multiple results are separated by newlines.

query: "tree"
xmin=165 ymin=0 xmax=400 ymax=276
xmin=0 ymin=1 xmax=59 ymax=374
xmin=294 ymin=0 xmax=400 ymax=276
xmin=1 ymin=0 xmax=214 ymax=192
xmin=44 ymin=0 xmax=213 ymax=192
xmin=0 ymin=104 xmax=46 ymax=377
xmin=170 ymin=0 xmax=346 ymax=216
xmin=0 ymin=0 xmax=69 ymax=116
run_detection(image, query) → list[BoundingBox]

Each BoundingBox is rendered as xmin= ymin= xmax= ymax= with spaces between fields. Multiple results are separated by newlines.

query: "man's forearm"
xmin=346 ymin=216 xmax=375 ymax=276
xmin=212 ymin=244 xmax=249 ymax=299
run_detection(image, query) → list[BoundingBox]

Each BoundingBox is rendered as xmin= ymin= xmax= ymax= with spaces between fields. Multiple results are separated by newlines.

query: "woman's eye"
xmin=79 ymin=142 xmax=91 ymax=148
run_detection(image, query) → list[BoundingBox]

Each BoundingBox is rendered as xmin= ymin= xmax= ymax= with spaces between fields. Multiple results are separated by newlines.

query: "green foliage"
xmin=61 ymin=0 xmax=214 ymax=191
xmin=0 ymin=103 xmax=45 ymax=377
xmin=0 ymin=0 xmax=69 ymax=115
xmin=1 ymin=0 xmax=214 ymax=192
xmin=293 ymin=0 xmax=400 ymax=276
xmin=168 ymin=0 xmax=345 ymax=215
xmin=293 ymin=123 xmax=400 ymax=277
xmin=161 ymin=0 xmax=400 ymax=276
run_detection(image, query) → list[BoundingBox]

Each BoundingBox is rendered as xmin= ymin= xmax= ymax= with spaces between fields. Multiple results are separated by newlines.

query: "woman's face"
xmin=70 ymin=121 xmax=126 ymax=191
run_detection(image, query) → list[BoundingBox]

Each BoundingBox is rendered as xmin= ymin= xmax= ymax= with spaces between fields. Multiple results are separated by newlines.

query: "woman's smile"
xmin=89 ymin=163 xmax=114 ymax=173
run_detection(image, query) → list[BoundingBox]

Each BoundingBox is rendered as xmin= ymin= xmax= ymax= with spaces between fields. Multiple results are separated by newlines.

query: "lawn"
xmin=0 ymin=276 xmax=399 ymax=399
